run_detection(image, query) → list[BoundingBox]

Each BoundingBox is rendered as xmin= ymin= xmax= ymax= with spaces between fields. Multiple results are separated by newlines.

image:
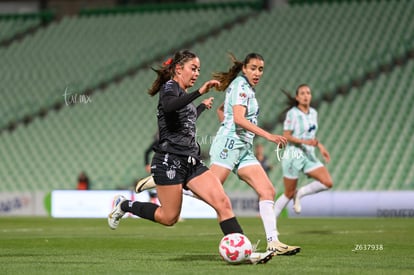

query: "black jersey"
xmin=155 ymin=80 xmax=206 ymax=158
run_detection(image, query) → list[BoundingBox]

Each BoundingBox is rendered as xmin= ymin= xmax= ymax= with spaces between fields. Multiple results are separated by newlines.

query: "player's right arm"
xmin=283 ymin=130 xmax=318 ymax=146
xmin=233 ymin=105 xmax=286 ymax=146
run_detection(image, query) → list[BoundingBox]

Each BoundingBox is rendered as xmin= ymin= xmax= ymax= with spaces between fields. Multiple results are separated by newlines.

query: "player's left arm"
xmin=314 ymin=111 xmax=330 ymax=163
xmin=317 ymin=141 xmax=330 ymax=163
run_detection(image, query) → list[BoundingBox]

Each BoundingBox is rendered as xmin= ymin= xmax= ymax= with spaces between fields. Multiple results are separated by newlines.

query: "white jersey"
xmin=215 ymin=76 xmax=259 ymax=144
xmin=284 ymin=106 xmax=318 ymax=160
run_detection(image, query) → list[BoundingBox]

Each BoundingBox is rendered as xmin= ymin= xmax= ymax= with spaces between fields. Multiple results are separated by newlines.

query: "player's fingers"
xmin=209 ymin=80 xmax=220 ymax=87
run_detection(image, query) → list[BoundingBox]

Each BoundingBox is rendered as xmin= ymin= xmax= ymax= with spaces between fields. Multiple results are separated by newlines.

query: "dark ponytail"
xmin=148 ymin=50 xmax=198 ymax=96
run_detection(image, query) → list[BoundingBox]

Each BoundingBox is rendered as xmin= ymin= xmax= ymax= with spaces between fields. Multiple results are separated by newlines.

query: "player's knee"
xmin=284 ymin=189 xmax=295 ymax=199
xmin=322 ymin=178 xmax=333 ymax=188
xmin=215 ymin=196 xmax=233 ymax=216
xmin=157 ymin=212 xmax=180 ymax=226
xmin=162 ymin=216 xmax=179 ymax=226
xmin=221 ymin=196 xmax=233 ymax=211
xmin=267 ymin=188 xmax=276 ymax=201
xmin=257 ymin=186 xmax=275 ymax=201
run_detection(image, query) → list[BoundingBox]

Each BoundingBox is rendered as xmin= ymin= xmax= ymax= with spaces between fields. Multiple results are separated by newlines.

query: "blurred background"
xmin=0 ymin=0 xmax=413 ymax=216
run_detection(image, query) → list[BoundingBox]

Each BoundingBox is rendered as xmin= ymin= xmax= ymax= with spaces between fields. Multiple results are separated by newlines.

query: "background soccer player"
xmin=274 ymin=84 xmax=333 ymax=219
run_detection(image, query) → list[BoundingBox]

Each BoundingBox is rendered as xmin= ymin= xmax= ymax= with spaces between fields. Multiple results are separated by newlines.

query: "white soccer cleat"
xmin=248 ymin=251 xmax=274 ymax=264
xmin=135 ymin=175 xmax=156 ymax=193
xmin=108 ymin=195 xmax=127 ymax=230
xmin=293 ymin=191 xmax=302 ymax=214
xmin=267 ymin=241 xmax=301 ymax=256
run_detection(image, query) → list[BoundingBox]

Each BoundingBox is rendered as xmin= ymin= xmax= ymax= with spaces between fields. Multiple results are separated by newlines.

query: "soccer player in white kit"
xmin=274 ymin=84 xmax=333 ymax=220
xmin=209 ymin=53 xmax=300 ymax=256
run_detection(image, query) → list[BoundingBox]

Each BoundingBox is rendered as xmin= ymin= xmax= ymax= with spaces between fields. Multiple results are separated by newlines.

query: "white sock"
xmin=259 ymin=200 xmax=279 ymax=243
xmin=297 ymin=181 xmax=328 ymax=198
xmin=274 ymin=194 xmax=291 ymax=236
xmin=274 ymin=194 xmax=291 ymax=218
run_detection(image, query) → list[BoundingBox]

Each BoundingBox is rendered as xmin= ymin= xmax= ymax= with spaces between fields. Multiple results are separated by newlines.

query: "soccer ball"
xmin=219 ymin=233 xmax=252 ymax=264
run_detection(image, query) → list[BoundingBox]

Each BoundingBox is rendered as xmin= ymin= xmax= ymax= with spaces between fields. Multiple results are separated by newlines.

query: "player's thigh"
xmin=282 ymin=157 xmax=302 ymax=198
xmin=155 ymin=184 xmax=183 ymax=224
xmin=187 ymin=170 xmax=233 ymax=220
xmin=209 ymin=164 xmax=232 ymax=184
xmin=238 ymin=164 xmax=275 ymax=200
xmin=306 ymin=165 xmax=333 ymax=187
xmin=283 ymin=177 xmax=298 ymax=198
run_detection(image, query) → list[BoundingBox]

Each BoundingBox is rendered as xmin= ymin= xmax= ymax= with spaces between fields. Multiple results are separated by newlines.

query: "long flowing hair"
xmin=148 ymin=50 xmax=197 ymax=96
xmin=280 ymin=83 xmax=309 ymax=116
xmin=212 ymin=52 xmax=264 ymax=91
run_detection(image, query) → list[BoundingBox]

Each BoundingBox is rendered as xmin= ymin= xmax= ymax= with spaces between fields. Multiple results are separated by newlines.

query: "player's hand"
xmin=199 ymin=80 xmax=220 ymax=94
xmin=202 ymin=97 xmax=214 ymax=109
xmin=322 ymin=150 xmax=330 ymax=163
xmin=267 ymin=134 xmax=287 ymax=147
xmin=302 ymin=139 xmax=319 ymax=146
xmin=318 ymin=144 xmax=331 ymax=163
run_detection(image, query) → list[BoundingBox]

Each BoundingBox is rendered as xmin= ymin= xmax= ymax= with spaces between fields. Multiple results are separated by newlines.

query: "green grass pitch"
xmin=1 ymin=217 xmax=413 ymax=274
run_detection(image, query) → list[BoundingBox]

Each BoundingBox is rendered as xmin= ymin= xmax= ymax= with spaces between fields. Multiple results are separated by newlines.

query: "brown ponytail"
xmin=280 ymin=83 xmax=309 ymax=116
xmin=213 ymin=52 xmax=264 ymax=92
xmin=148 ymin=50 xmax=198 ymax=96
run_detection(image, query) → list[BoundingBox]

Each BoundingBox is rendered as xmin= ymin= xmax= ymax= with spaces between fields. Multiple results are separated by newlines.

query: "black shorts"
xmin=151 ymin=152 xmax=208 ymax=188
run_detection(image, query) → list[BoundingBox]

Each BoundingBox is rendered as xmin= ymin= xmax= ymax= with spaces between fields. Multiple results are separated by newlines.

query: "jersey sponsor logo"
xmin=308 ymin=124 xmax=316 ymax=132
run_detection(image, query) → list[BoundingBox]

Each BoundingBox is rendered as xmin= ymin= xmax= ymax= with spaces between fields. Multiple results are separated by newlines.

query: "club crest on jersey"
xmin=166 ymin=168 xmax=176 ymax=180
xmin=220 ymin=149 xmax=229 ymax=159
xmin=239 ymin=92 xmax=247 ymax=98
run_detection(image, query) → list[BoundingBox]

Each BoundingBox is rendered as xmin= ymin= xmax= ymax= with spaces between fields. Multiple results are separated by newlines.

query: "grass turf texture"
xmin=1 ymin=217 xmax=413 ymax=274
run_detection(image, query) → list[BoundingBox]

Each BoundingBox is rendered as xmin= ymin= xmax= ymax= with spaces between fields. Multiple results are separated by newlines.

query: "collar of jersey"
xmin=241 ymin=75 xmax=256 ymax=93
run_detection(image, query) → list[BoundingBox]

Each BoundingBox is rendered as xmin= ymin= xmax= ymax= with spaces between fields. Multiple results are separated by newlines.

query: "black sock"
xmin=121 ymin=200 xmax=158 ymax=222
xmin=219 ymin=217 xmax=243 ymax=235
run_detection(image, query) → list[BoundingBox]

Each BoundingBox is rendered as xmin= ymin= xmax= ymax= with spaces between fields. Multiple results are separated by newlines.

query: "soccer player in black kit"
xmin=108 ymin=50 xmax=273 ymax=264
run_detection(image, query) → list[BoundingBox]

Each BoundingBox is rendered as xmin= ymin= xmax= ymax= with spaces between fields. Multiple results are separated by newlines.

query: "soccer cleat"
xmin=248 ymin=251 xmax=274 ymax=264
xmin=108 ymin=195 xmax=127 ymax=230
xmin=293 ymin=191 xmax=302 ymax=214
xmin=135 ymin=175 xmax=156 ymax=193
xmin=267 ymin=241 xmax=301 ymax=256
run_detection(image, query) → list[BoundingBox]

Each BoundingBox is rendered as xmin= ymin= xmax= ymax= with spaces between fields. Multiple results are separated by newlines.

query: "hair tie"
xmin=163 ymin=58 xmax=173 ymax=67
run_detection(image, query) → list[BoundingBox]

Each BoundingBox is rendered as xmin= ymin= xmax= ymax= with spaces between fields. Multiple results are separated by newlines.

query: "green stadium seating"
xmin=0 ymin=5 xmax=254 ymax=129
xmin=0 ymin=0 xmax=413 ymax=192
xmin=0 ymin=17 xmax=40 ymax=42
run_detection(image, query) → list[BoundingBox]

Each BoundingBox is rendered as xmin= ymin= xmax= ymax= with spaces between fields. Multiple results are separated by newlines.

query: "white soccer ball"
xmin=219 ymin=233 xmax=252 ymax=264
